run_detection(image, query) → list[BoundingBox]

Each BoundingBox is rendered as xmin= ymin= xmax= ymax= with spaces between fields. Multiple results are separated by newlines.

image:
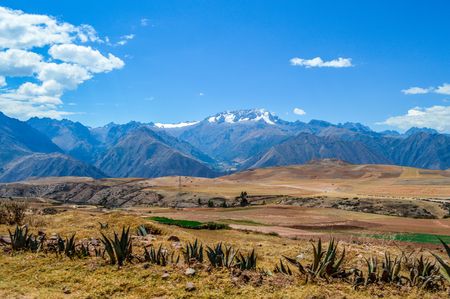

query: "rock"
xmin=0 ymin=236 xmax=11 ymax=245
xmin=185 ymin=268 xmax=196 ymax=276
xmin=185 ymin=282 xmax=196 ymax=291
xmin=168 ymin=235 xmax=180 ymax=242
xmin=171 ymin=242 xmax=182 ymax=249
xmin=62 ymin=287 xmax=71 ymax=294
xmin=161 ymin=272 xmax=170 ymax=279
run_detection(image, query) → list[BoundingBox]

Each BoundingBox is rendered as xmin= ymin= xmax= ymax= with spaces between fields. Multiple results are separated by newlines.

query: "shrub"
xmin=0 ymin=200 xmax=28 ymax=225
xmin=239 ymin=191 xmax=249 ymax=207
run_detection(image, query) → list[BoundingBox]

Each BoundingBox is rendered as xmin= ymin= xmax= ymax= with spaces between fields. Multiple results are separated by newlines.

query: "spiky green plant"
xmin=8 ymin=225 xmax=42 ymax=252
xmin=101 ymin=227 xmax=133 ymax=267
xmin=236 ymin=249 xmax=257 ymax=271
xmin=144 ymin=245 xmax=169 ymax=266
xmin=432 ymin=238 xmax=450 ymax=283
xmin=136 ymin=225 xmax=148 ymax=236
xmin=284 ymin=238 xmax=348 ymax=282
xmin=380 ymin=252 xmax=403 ymax=284
xmin=274 ymin=259 xmax=292 ymax=275
xmin=182 ymin=239 xmax=203 ymax=264
xmin=407 ymin=255 xmax=442 ymax=289
xmin=64 ymin=234 xmax=77 ymax=258
xmin=206 ymin=243 xmax=238 ymax=268
xmin=364 ymin=256 xmax=378 ymax=284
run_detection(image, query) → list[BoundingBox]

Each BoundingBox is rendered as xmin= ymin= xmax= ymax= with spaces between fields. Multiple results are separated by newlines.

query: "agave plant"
xmin=364 ymin=256 xmax=378 ymax=284
xmin=236 ymin=249 xmax=257 ymax=271
xmin=380 ymin=252 xmax=403 ymax=284
xmin=182 ymin=239 xmax=203 ymax=264
xmin=136 ymin=225 xmax=149 ymax=237
xmin=284 ymin=238 xmax=348 ymax=282
xmin=101 ymin=227 xmax=133 ymax=267
xmin=144 ymin=244 xmax=169 ymax=266
xmin=407 ymin=255 xmax=442 ymax=289
xmin=8 ymin=225 xmax=43 ymax=252
xmin=432 ymin=238 xmax=450 ymax=283
xmin=64 ymin=234 xmax=77 ymax=258
xmin=274 ymin=259 xmax=292 ymax=275
xmin=206 ymin=243 xmax=238 ymax=268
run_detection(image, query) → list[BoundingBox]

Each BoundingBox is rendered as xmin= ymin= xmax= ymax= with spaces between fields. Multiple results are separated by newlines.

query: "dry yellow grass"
xmin=0 ymin=208 xmax=449 ymax=298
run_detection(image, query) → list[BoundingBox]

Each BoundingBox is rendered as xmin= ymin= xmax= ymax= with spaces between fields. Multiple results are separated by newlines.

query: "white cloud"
xmin=290 ymin=57 xmax=353 ymax=68
xmin=0 ymin=6 xmax=124 ymax=120
xmin=116 ymin=34 xmax=135 ymax=46
xmin=401 ymin=87 xmax=431 ymax=95
xmin=49 ymin=44 xmax=124 ymax=73
xmin=436 ymin=83 xmax=450 ymax=95
xmin=0 ymin=7 xmax=98 ymax=50
xmin=0 ymin=49 xmax=42 ymax=76
xmin=401 ymin=83 xmax=450 ymax=96
xmin=381 ymin=105 xmax=450 ymax=132
xmin=199 ymin=92 xmax=204 ymax=96
xmin=140 ymin=18 xmax=149 ymax=27
xmin=293 ymin=107 xmax=306 ymax=115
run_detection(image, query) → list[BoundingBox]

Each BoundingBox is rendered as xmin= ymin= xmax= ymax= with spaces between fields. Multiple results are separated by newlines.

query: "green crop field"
xmin=367 ymin=232 xmax=450 ymax=245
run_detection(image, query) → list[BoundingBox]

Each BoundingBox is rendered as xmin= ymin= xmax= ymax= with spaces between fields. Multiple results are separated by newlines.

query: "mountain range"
xmin=0 ymin=109 xmax=449 ymax=182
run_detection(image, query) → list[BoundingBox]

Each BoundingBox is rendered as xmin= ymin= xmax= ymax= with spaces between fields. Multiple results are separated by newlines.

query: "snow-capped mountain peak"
xmin=206 ymin=109 xmax=279 ymax=125
xmin=154 ymin=121 xmax=200 ymax=129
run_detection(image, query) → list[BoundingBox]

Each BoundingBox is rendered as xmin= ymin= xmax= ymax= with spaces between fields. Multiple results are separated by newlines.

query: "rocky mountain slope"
xmin=2 ymin=108 xmax=450 ymax=182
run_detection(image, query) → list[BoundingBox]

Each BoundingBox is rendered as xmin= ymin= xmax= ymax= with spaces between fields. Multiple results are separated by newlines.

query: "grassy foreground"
xmin=0 ymin=208 xmax=449 ymax=298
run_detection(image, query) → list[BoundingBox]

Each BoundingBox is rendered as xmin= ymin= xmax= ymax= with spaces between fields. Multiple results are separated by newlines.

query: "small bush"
xmin=0 ymin=200 xmax=28 ymax=225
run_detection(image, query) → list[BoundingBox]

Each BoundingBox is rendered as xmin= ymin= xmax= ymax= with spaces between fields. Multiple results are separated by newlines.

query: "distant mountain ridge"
xmin=1 ymin=108 xmax=450 ymax=182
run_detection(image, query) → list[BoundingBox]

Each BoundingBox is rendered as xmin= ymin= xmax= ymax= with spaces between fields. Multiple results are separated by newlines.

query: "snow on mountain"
xmin=206 ymin=109 xmax=279 ymax=125
xmin=154 ymin=121 xmax=200 ymax=129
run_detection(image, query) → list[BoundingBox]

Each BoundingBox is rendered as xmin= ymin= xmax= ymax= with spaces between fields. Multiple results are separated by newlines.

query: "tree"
xmin=207 ymin=199 xmax=214 ymax=208
xmin=239 ymin=191 xmax=249 ymax=207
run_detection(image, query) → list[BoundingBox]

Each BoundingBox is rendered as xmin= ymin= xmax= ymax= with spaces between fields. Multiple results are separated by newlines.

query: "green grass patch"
xmin=148 ymin=216 xmax=229 ymax=230
xmin=365 ymin=232 xmax=450 ymax=245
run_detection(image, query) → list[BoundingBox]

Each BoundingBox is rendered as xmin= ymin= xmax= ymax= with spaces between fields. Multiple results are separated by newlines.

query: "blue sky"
xmin=1 ymin=1 xmax=450 ymax=131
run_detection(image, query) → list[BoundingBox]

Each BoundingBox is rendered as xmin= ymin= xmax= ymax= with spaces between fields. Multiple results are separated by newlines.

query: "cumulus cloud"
xmin=0 ymin=7 xmax=99 ymax=50
xmin=49 ymin=44 xmax=124 ymax=73
xmin=290 ymin=57 xmax=353 ymax=68
xmin=293 ymin=107 xmax=306 ymax=115
xmin=0 ymin=6 xmax=124 ymax=120
xmin=381 ymin=105 xmax=450 ymax=132
xmin=401 ymin=83 xmax=450 ymax=96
